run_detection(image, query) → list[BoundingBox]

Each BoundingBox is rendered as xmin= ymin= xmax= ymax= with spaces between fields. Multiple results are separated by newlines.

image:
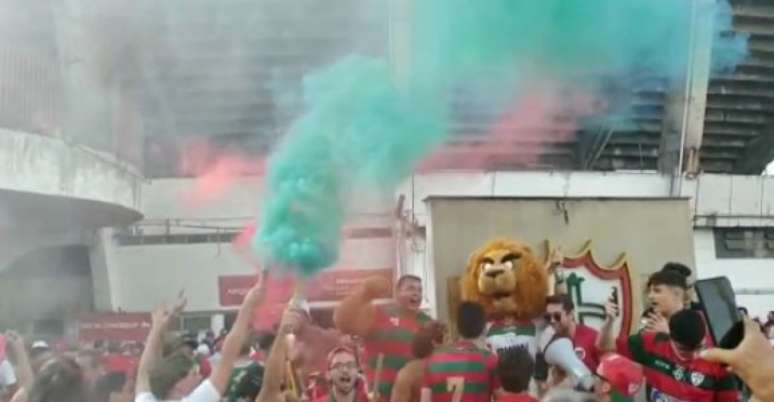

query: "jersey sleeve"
xmin=713 ymin=372 xmax=739 ymax=402
xmin=366 ymin=305 xmax=387 ymax=338
xmin=617 ymin=332 xmax=648 ymax=364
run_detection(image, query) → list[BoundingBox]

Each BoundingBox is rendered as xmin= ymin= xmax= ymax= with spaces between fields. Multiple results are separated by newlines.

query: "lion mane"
xmin=460 ymin=239 xmax=549 ymax=320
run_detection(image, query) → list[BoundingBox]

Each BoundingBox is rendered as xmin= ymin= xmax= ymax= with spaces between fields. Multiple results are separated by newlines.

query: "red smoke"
xmin=253 ymin=273 xmax=297 ymax=331
xmin=178 ymin=140 xmax=266 ymax=207
xmin=419 ymin=81 xmax=604 ymax=171
xmin=231 ymin=225 xmax=298 ymax=331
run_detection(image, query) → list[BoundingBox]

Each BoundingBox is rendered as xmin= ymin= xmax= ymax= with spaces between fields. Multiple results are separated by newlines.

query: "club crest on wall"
xmin=552 ymin=240 xmax=634 ymax=338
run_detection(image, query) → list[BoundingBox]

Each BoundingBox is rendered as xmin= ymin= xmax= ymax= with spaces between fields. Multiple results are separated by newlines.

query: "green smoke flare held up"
xmin=255 ymin=0 xmax=747 ymax=276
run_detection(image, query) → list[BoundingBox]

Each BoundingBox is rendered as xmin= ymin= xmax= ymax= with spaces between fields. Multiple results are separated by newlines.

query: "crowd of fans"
xmin=0 ymin=267 xmax=773 ymax=402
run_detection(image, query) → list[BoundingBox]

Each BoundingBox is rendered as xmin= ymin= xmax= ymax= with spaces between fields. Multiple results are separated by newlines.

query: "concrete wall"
xmin=396 ymin=171 xmax=774 ymax=319
xmin=0 ymin=129 xmax=142 ymax=211
xmin=396 ymin=171 xmax=774 ymax=226
xmin=694 ymin=229 xmax=772 ymax=319
xmin=94 ymin=176 xmax=400 ymax=313
xmin=95 ymin=172 xmax=774 ymax=321
xmin=427 ymin=198 xmax=695 ymax=324
xmin=110 ymin=242 xmax=256 ymax=312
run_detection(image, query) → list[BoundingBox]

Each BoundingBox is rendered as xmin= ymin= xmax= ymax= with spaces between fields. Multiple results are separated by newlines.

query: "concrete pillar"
xmin=88 ymin=228 xmax=120 ymax=311
xmin=659 ymin=0 xmax=715 ymax=190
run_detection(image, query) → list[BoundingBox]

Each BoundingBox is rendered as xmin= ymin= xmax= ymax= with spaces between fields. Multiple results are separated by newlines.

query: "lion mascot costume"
xmin=460 ymin=238 xmax=555 ymax=355
xmin=461 ymin=238 xmax=597 ymax=391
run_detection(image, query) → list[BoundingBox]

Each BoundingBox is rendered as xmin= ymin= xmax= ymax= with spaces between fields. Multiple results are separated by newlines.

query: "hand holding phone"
xmin=604 ymin=288 xmax=619 ymax=320
xmin=695 ymin=277 xmax=742 ymax=347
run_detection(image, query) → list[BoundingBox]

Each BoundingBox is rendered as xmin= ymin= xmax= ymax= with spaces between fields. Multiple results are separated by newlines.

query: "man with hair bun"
xmin=641 ymin=263 xmax=693 ymax=334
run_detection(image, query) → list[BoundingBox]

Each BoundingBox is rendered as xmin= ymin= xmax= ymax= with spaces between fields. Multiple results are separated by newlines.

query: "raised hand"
xmin=701 ymin=318 xmax=774 ymax=401
xmin=172 ymin=290 xmax=187 ymax=316
xmin=151 ymin=292 xmax=186 ymax=331
xmin=5 ymin=330 xmax=24 ymax=351
xmin=362 ymin=276 xmax=391 ymax=300
xmin=604 ymin=300 xmax=619 ymax=321
xmin=244 ymin=271 xmax=270 ymax=307
xmin=643 ymin=312 xmax=669 ymax=334
xmin=279 ymin=307 xmax=307 ymax=335
xmin=547 ymin=245 xmax=564 ymax=271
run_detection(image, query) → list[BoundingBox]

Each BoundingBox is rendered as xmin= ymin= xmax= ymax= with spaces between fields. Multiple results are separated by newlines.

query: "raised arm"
xmin=596 ymin=300 xmax=619 ymax=353
xmin=545 ymin=245 xmax=566 ymax=296
xmin=135 ymin=295 xmax=187 ymax=395
xmin=7 ymin=331 xmax=32 ymax=402
xmin=6 ymin=332 xmax=32 ymax=392
xmin=255 ymin=308 xmax=305 ymax=402
xmin=334 ymin=277 xmax=389 ymax=337
xmin=210 ymin=274 xmax=268 ymax=394
xmin=701 ymin=318 xmax=774 ymax=402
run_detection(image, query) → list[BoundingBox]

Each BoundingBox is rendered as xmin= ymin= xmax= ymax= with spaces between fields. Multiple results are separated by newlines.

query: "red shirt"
xmin=423 ymin=340 xmax=500 ymax=402
xmin=101 ymin=354 xmax=138 ymax=377
xmin=198 ymin=356 xmax=212 ymax=378
xmin=572 ymin=324 xmax=601 ymax=371
xmin=364 ymin=304 xmax=431 ymax=401
xmin=497 ymin=393 xmax=538 ymax=402
xmin=617 ymin=332 xmax=736 ymax=402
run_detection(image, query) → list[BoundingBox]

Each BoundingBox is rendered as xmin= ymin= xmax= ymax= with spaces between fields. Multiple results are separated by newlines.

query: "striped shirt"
xmin=486 ymin=318 xmax=537 ymax=356
xmin=423 ymin=340 xmax=500 ymax=402
xmin=617 ymin=332 xmax=736 ymax=402
xmin=364 ymin=304 xmax=432 ymax=401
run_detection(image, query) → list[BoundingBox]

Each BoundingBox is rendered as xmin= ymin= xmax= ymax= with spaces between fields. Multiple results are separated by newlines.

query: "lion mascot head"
xmin=460 ymin=239 xmax=549 ymax=320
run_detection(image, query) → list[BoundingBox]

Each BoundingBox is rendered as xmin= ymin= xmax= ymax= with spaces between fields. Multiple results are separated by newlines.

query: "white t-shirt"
xmin=134 ymin=379 xmax=220 ymax=402
xmin=0 ymin=360 xmax=17 ymax=388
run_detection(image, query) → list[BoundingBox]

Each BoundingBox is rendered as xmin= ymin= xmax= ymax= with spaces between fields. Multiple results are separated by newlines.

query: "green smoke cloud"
xmin=256 ymin=0 xmax=747 ymax=276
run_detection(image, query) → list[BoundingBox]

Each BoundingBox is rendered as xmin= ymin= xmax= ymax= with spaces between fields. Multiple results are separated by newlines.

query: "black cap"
xmin=669 ymin=309 xmax=705 ymax=350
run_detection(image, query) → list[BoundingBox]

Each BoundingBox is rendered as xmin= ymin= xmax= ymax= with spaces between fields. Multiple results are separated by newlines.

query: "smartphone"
xmin=694 ymin=277 xmax=743 ymax=348
xmin=610 ymin=287 xmax=619 ymax=317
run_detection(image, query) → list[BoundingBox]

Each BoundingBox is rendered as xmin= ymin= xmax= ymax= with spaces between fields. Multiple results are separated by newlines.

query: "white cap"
xmin=196 ymin=343 xmax=211 ymax=356
xmin=31 ymin=341 xmax=49 ymax=350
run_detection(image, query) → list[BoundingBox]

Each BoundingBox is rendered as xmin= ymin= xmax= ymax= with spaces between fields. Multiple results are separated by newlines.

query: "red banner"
xmin=78 ymin=313 xmax=151 ymax=342
xmin=218 ymin=275 xmax=260 ymax=306
xmin=218 ymin=268 xmax=393 ymax=306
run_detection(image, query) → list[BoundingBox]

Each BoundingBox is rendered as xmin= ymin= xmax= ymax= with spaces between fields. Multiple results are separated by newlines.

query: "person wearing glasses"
xmin=544 ymin=295 xmax=601 ymax=373
xmin=314 ymin=346 xmax=368 ymax=402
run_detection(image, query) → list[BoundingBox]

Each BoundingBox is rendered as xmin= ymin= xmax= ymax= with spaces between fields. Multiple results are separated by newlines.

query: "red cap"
xmin=596 ymin=353 xmax=644 ymax=397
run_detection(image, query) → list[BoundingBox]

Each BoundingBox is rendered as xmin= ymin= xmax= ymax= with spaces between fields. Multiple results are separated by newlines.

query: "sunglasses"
xmin=543 ymin=312 xmax=563 ymax=322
